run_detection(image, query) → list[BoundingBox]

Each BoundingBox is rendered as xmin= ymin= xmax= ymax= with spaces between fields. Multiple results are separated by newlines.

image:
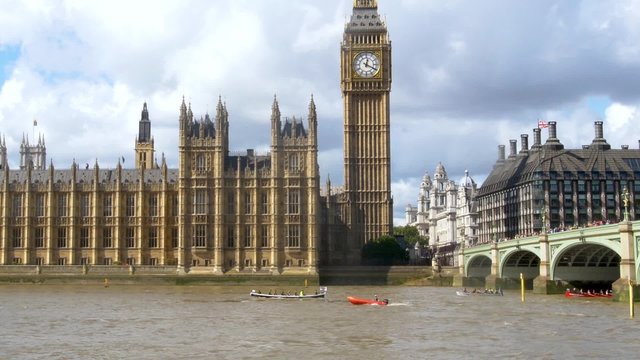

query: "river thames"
xmin=1 ymin=284 xmax=638 ymax=359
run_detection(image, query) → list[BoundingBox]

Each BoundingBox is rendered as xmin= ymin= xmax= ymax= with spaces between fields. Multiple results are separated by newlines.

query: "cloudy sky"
xmin=2 ymin=0 xmax=640 ymax=225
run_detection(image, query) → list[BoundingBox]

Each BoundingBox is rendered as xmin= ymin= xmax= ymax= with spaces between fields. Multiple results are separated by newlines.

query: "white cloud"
xmin=605 ymin=103 xmax=636 ymax=132
xmin=604 ymin=103 xmax=640 ymax=148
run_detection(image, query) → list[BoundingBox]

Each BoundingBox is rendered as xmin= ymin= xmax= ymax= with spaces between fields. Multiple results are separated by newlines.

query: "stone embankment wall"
xmin=0 ymin=265 xmax=440 ymax=286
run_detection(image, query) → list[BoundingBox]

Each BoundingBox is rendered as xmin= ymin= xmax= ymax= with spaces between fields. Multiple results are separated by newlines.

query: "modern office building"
xmin=477 ymin=121 xmax=640 ymax=243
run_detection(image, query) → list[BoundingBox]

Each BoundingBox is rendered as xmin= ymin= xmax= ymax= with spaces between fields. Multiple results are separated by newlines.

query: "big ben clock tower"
xmin=340 ymin=0 xmax=393 ymax=257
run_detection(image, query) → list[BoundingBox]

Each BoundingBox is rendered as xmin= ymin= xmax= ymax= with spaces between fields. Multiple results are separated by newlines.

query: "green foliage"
xmin=361 ymin=235 xmax=409 ymax=265
xmin=393 ymin=225 xmax=428 ymax=246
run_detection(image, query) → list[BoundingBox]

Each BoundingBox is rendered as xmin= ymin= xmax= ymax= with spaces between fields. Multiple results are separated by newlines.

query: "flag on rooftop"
xmin=538 ymin=120 xmax=548 ymax=128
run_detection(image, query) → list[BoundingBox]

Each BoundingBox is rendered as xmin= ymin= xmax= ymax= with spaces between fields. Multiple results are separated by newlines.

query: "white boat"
xmin=250 ymin=287 xmax=327 ymax=299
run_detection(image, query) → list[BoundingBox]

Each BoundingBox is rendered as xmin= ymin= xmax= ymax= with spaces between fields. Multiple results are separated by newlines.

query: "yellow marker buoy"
xmin=104 ymin=278 xmax=109 ymax=288
xmin=629 ymin=279 xmax=634 ymax=319
xmin=520 ymin=273 xmax=525 ymax=303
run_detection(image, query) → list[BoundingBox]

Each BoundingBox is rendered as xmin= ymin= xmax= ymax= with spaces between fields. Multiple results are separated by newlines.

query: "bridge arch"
xmin=552 ymin=243 xmax=620 ymax=285
xmin=467 ymin=254 xmax=491 ymax=278
xmin=501 ymin=250 xmax=540 ymax=281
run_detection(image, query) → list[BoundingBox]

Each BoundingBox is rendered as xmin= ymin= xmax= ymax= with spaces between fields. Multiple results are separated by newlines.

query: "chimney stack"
xmin=548 ymin=121 xmax=557 ymax=140
xmin=508 ymin=139 xmax=517 ymax=158
xmin=497 ymin=145 xmax=506 ymax=163
xmin=531 ymin=128 xmax=542 ymax=150
xmin=543 ymin=121 xmax=564 ymax=150
xmin=520 ymin=134 xmax=529 ymax=154
xmin=590 ymin=121 xmax=610 ymax=150
xmin=594 ymin=121 xmax=604 ymax=139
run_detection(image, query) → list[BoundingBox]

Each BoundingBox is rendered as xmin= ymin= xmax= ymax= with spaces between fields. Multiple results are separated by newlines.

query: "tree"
xmin=361 ymin=235 xmax=409 ymax=265
xmin=393 ymin=225 xmax=428 ymax=246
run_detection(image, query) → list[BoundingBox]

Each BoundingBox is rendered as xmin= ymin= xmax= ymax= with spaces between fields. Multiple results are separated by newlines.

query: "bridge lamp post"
xmin=622 ymin=186 xmax=630 ymax=222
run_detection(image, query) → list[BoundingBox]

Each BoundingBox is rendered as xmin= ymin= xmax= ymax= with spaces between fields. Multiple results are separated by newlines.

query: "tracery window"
xmin=126 ymin=194 xmax=136 ymax=217
xmin=193 ymin=225 xmax=206 ymax=248
xmin=286 ymin=225 xmax=300 ymax=248
xmin=103 ymin=194 xmax=113 ymax=217
xmin=244 ymin=226 xmax=252 ymax=247
xmin=287 ymin=189 xmax=300 ymax=214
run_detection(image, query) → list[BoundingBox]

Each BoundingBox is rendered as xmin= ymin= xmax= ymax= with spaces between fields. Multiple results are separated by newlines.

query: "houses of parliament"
xmin=0 ymin=0 xmax=393 ymax=273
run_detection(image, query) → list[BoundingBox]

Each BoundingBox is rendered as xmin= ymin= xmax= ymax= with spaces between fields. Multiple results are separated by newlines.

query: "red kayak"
xmin=347 ymin=296 xmax=389 ymax=305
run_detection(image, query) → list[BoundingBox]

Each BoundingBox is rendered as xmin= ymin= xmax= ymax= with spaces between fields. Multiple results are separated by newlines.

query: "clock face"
xmin=353 ymin=52 xmax=380 ymax=78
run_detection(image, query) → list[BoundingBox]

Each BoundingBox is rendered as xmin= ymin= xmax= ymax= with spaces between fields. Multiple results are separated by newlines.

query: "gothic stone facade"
xmin=0 ymin=0 xmax=394 ymax=270
xmin=0 ymin=96 xmax=319 ymax=274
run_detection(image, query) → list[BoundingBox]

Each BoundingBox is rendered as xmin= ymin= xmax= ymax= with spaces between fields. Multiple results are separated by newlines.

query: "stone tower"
xmin=19 ymin=133 xmax=46 ymax=170
xmin=176 ymin=96 xmax=319 ymax=274
xmin=135 ymin=102 xmax=155 ymax=169
xmin=340 ymin=0 xmax=393 ymax=255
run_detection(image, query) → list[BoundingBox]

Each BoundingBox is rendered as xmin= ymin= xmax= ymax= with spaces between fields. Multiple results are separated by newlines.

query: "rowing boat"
xmin=347 ymin=296 xmax=388 ymax=305
xmin=456 ymin=289 xmax=503 ymax=296
xmin=564 ymin=290 xmax=611 ymax=298
xmin=250 ymin=287 xmax=327 ymax=299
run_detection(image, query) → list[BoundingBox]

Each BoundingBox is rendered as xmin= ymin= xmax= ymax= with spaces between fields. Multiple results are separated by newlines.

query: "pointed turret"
xmin=307 ymin=95 xmax=317 ymax=146
xmin=135 ymin=102 xmax=155 ymax=170
xmin=215 ymin=96 xmax=225 ymax=132
xmin=271 ymin=95 xmax=282 ymax=143
xmin=138 ymin=102 xmax=151 ymax=143
xmin=179 ymin=97 xmax=188 ymax=133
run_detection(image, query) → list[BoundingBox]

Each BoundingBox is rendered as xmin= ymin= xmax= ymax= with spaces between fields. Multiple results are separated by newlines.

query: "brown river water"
xmin=0 ymin=284 xmax=639 ymax=359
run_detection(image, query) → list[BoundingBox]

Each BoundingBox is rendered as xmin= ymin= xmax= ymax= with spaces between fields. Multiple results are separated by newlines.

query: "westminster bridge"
xmin=456 ymin=219 xmax=640 ymax=299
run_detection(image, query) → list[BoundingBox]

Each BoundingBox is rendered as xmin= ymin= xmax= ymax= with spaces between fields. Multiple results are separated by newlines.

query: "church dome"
xmin=459 ymin=170 xmax=476 ymax=188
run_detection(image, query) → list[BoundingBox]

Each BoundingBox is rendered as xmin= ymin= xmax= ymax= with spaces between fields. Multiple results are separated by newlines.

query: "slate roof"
xmin=225 ymin=154 xmax=271 ymax=172
xmin=281 ymin=118 xmax=307 ymax=138
xmin=478 ymin=146 xmax=640 ymax=196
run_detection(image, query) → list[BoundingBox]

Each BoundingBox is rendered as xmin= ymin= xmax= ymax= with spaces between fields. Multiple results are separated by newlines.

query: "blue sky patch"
xmin=0 ymin=45 xmax=21 ymax=87
xmin=38 ymin=69 xmax=84 ymax=84
xmin=586 ymin=95 xmax=611 ymax=119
